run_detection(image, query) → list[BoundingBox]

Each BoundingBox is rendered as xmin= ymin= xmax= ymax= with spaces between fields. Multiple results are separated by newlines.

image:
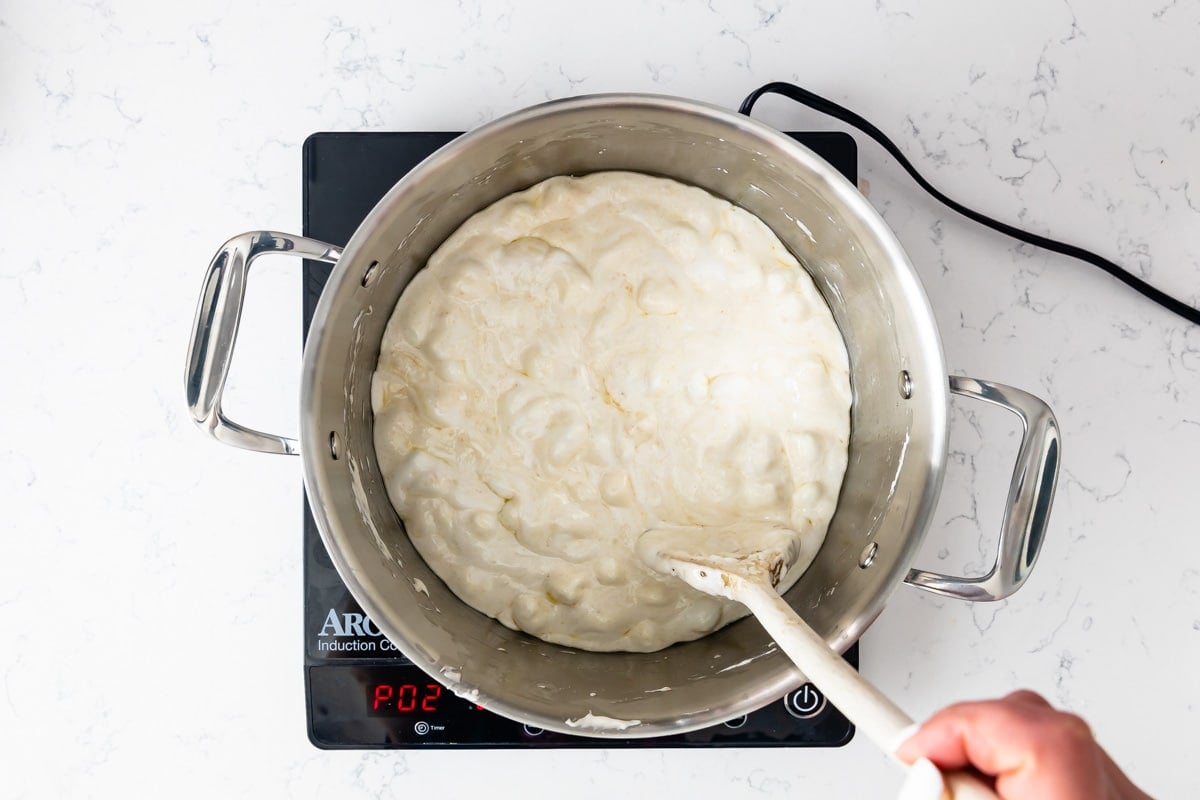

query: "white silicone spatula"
xmin=637 ymin=525 xmax=999 ymax=800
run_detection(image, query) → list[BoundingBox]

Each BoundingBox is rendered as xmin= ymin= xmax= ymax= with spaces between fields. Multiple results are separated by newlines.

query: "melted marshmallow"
xmin=372 ymin=171 xmax=850 ymax=653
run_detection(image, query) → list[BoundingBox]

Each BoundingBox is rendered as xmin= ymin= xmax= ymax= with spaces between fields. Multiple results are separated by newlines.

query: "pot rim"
xmin=298 ymin=92 xmax=949 ymax=737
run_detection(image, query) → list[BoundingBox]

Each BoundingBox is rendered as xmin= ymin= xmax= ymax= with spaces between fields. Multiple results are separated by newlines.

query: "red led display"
xmin=367 ymin=683 xmax=443 ymax=716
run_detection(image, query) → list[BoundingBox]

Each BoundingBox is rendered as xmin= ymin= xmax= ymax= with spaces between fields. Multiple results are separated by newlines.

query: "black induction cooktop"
xmin=301 ymin=130 xmax=860 ymax=749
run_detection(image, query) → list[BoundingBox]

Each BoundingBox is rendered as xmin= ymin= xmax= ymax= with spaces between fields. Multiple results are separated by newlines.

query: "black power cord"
xmin=739 ymin=81 xmax=1200 ymax=327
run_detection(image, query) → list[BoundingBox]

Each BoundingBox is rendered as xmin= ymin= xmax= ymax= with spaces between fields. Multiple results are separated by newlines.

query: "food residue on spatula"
xmin=636 ymin=524 xmax=807 ymax=598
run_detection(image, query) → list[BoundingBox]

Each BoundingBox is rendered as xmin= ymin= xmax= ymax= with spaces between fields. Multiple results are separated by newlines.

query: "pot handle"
xmin=904 ymin=376 xmax=1060 ymax=602
xmin=185 ymin=231 xmax=342 ymax=455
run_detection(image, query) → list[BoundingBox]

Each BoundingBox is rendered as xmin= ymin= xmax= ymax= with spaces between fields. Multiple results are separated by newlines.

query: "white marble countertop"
xmin=3 ymin=1 xmax=1197 ymax=797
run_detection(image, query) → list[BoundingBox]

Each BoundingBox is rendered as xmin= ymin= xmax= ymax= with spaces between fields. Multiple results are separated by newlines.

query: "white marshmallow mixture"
xmin=372 ymin=172 xmax=850 ymax=653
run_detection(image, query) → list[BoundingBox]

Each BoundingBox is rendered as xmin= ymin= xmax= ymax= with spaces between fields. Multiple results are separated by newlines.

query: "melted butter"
xmin=372 ymin=172 xmax=850 ymax=653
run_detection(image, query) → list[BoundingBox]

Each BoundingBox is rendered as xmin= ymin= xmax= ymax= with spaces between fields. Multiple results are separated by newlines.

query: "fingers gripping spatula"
xmin=638 ymin=525 xmax=998 ymax=800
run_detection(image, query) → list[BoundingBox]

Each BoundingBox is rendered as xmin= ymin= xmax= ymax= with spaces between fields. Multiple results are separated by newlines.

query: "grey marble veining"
xmin=1 ymin=1 xmax=1197 ymax=797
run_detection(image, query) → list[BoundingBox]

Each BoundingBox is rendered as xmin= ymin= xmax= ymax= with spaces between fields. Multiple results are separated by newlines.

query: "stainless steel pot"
xmin=185 ymin=94 xmax=1059 ymax=737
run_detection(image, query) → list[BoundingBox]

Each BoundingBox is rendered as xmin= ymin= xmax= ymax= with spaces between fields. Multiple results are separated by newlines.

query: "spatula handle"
xmin=739 ymin=580 xmax=911 ymax=747
xmin=739 ymin=582 xmax=1000 ymax=800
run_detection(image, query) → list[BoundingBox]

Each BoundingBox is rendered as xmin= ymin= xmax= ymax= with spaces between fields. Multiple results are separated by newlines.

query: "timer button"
xmin=784 ymin=684 xmax=826 ymax=719
xmin=414 ymin=720 xmax=431 ymax=736
xmin=523 ymin=724 xmax=545 ymax=736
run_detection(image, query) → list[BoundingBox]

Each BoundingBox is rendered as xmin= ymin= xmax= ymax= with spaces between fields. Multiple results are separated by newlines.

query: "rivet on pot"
xmin=899 ymin=370 xmax=913 ymax=399
xmin=361 ymin=260 xmax=380 ymax=288
xmin=858 ymin=541 xmax=878 ymax=569
xmin=329 ymin=431 xmax=341 ymax=460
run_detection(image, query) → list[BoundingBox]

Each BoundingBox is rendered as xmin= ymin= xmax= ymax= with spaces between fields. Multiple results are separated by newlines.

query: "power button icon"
xmin=785 ymin=684 xmax=826 ymax=719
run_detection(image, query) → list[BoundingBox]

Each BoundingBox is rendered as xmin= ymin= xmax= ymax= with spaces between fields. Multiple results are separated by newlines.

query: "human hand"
xmin=897 ymin=690 xmax=1151 ymax=800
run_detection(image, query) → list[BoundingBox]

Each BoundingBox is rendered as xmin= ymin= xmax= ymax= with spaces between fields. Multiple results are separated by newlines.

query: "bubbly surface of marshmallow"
xmin=372 ymin=171 xmax=851 ymax=652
